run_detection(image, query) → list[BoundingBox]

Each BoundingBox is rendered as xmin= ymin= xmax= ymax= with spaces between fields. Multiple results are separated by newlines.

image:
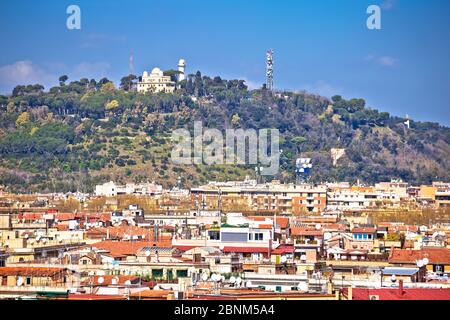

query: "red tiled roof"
xmin=248 ymin=216 xmax=289 ymax=229
xmin=172 ymin=245 xmax=198 ymax=251
xmin=65 ymin=294 xmax=125 ymax=300
xmin=248 ymin=216 xmax=267 ymax=221
xmin=129 ymin=290 xmax=173 ymax=299
xmin=20 ymin=212 xmax=44 ymax=220
xmin=291 ymin=227 xmax=323 ymax=237
xmin=349 ymin=288 xmax=450 ymax=300
xmin=352 ymin=227 xmax=376 ymax=233
xmin=271 ymin=245 xmax=295 ymax=255
xmin=257 ymin=224 xmax=273 ymax=229
xmin=274 ymin=217 xmax=289 ymax=229
xmin=0 ymin=267 xmax=67 ymax=277
xmin=86 ymin=225 xmax=172 ymax=242
xmin=54 ymin=224 xmax=69 ymax=231
xmin=389 ymin=248 xmax=450 ymax=265
xmin=90 ymin=240 xmax=150 ymax=257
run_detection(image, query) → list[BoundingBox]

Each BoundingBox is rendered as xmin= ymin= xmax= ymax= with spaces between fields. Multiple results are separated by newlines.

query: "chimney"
xmin=398 ymin=280 xmax=404 ymax=297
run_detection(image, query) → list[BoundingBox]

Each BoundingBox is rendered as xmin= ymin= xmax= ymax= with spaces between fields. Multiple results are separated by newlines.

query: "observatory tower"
xmin=178 ymin=58 xmax=186 ymax=82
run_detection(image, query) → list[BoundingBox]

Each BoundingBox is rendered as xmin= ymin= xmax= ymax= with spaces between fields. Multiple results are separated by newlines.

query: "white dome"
xmin=143 ymin=71 xmax=148 ymax=77
xmin=151 ymin=67 xmax=163 ymax=76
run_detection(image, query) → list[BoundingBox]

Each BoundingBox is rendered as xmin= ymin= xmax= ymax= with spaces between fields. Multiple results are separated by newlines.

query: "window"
xmin=26 ymin=277 xmax=31 ymax=285
xmin=248 ymin=233 xmax=253 ymax=240
xmin=254 ymin=233 xmax=263 ymax=241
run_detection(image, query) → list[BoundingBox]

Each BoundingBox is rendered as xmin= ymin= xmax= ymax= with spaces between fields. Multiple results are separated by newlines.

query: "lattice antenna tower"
xmin=266 ymin=49 xmax=274 ymax=91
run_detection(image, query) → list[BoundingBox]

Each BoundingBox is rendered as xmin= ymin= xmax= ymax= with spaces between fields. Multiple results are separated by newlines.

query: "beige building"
xmin=137 ymin=67 xmax=175 ymax=93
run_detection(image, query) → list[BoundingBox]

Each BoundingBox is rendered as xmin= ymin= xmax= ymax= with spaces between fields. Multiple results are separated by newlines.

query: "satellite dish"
xmin=246 ymin=280 xmax=252 ymax=288
xmin=390 ymin=275 xmax=397 ymax=283
xmin=36 ymin=235 xmax=41 ymax=241
xmin=416 ymin=260 xmax=424 ymax=268
xmin=124 ymin=280 xmax=131 ymax=285
xmin=201 ymin=273 xmax=208 ymax=282
xmin=315 ymin=224 xmax=321 ymax=230
xmin=422 ymin=258 xmax=429 ymax=265
xmin=323 ymin=232 xmax=332 ymax=241
xmin=145 ymin=250 xmax=151 ymax=257
xmin=236 ymin=277 xmax=242 ymax=285
xmin=111 ymin=277 xmax=119 ymax=285
xmin=229 ymin=276 xmax=236 ymax=284
xmin=17 ymin=277 xmax=24 ymax=286
xmin=300 ymin=254 xmax=307 ymax=261
xmin=97 ymin=276 xmax=104 ymax=284
xmin=24 ymin=234 xmax=29 ymax=239
xmin=280 ymin=256 xmax=287 ymax=263
xmin=154 ymin=285 xmax=160 ymax=290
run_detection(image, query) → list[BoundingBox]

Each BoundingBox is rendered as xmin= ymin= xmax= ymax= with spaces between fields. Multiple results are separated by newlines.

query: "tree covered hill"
xmin=0 ymin=72 xmax=449 ymax=193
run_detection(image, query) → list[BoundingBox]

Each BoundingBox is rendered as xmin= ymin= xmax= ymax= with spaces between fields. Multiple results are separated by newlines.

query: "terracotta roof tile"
xmin=389 ymin=248 xmax=450 ymax=265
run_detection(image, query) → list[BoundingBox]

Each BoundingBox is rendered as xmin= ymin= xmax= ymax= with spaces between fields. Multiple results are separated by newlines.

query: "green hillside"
xmin=0 ymin=72 xmax=449 ymax=193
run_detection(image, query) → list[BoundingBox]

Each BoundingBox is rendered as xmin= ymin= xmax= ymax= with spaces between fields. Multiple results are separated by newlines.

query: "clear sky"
xmin=0 ymin=0 xmax=449 ymax=125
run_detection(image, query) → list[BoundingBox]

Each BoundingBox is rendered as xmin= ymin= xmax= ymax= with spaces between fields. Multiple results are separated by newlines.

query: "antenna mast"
xmin=266 ymin=49 xmax=274 ymax=91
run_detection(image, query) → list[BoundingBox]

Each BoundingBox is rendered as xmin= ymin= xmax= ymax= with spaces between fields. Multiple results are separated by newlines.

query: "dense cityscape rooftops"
xmin=0 ymin=178 xmax=449 ymax=300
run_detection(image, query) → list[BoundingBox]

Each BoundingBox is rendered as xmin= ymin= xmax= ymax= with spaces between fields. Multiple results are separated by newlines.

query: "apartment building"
xmin=191 ymin=180 xmax=327 ymax=214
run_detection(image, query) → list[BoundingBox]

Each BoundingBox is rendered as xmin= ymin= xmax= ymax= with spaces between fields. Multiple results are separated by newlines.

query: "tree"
xmin=231 ymin=113 xmax=241 ymax=126
xmin=59 ymin=75 xmax=69 ymax=86
xmin=6 ymin=102 xmax=16 ymax=113
xmin=194 ymin=71 xmax=204 ymax=97
xmin=101 ymin=82 xmax=116 ymax=93
xmin=163 ymin=70 xmax=181 ymax=83
xmin=15 ymin=112 xmax=30 ymax=127
xmin=105 ymin=99 xmax=119 ymax=110
xmin=120 ymin=74 xmax=137 ymax=91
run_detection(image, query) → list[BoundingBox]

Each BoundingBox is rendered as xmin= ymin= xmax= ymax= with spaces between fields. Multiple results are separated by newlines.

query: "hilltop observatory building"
xmin=137 ymin=58 xmax=186 ymax=94
xmin=178 ymin=58 xmax=186 ymax=82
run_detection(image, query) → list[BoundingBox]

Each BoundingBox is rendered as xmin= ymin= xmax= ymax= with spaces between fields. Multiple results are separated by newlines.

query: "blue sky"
xmin=0 ymin=0 xmax=449 ymax=125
